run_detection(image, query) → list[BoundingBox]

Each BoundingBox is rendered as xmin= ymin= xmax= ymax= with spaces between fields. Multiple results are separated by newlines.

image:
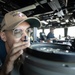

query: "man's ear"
xmin=0 ymin=32 xmax=7 ymax=42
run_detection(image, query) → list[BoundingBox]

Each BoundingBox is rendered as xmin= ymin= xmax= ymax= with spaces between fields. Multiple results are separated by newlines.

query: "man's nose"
xmin=21 ymin=31 xmax=28 ymax=41
xmin=24 ymin=36 xmax=28 ymax=42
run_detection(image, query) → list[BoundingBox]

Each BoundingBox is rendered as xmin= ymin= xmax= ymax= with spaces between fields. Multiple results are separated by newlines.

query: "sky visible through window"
xmin=68 ymin=26 xmax=75 ymax=37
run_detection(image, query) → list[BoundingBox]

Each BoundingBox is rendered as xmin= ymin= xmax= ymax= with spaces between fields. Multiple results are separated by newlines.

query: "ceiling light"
xmin=41 ymin=20 xmax=48 ymax=24
xmin=65 ymin=19 xmax=69 ymax=23
xmin=61 ymin=22 xmax=66 ymax=24
xmin=73 ymin=19 xmax=75 ymax=22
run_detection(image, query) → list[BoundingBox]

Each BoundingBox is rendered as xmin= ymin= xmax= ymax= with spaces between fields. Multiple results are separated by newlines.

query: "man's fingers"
xmin=11 ymin=44 xmax=28 ymax=55
xmin=9 ymin=50 xmax=23 ymax=62
xmin=13 ymin=42 xmax=26 ymax=48
xmin=8 ymin=41 xmax=30 ymax=62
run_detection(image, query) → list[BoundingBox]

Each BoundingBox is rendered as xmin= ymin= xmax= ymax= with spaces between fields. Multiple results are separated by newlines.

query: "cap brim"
xmin=25 ymin=17 xmax=41 ymax=28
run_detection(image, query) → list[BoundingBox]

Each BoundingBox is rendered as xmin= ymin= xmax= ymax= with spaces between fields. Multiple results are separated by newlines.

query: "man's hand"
xmin=1 ymin=41 xmax=30 ymax=75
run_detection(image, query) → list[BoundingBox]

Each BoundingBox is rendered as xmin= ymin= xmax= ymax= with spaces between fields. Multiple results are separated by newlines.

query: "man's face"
xmin=2 ymin=22 xmax=31 ymax=52
xmin=50 ymin=28 xmax=54 ymax=33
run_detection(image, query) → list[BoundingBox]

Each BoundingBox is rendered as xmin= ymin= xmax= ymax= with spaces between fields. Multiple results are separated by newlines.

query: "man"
xmin=40 ymin=31 xmax=46 ymax=42
xmin=47 ymin=27 xmax=56 ymax=43
xmin=0 ymin=11 xmax=41 ymax=75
